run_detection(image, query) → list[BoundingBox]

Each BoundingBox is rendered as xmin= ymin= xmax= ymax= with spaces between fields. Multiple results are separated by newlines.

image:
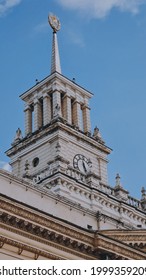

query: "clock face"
xmin=73 ymin=154 xmax=91 ymax=174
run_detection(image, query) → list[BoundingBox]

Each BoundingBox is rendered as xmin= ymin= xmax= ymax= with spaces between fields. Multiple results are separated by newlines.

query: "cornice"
xmin=20 ymin=72 xmax=93 ymax=100
xmin=0 ymin=223 xmax=95 ymax=260
xmin=0 ymin=235 xmax=61 ymax=260
xmin=1 ymin=196 xmax=146 ymax=259
xmin=0 ymin=197 xmax=98 ymax=259
xmin=101 ymin=230 xmax=146 ymax=243
xmin=95 ymin=233 xmax=146 ymax=260
xmin=6 ymin=117 xmax=111 ymax=158
xmin=0 ymin=197 xmax=93 ymax=245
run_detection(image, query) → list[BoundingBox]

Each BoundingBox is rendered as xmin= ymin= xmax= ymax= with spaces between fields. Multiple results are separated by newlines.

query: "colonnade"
xmin=24 ymin=90 xmax=91 ymax=135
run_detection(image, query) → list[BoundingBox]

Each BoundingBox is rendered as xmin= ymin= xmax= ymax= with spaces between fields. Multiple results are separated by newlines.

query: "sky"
xmin=0 ymin=0 xmax=146 ymax=199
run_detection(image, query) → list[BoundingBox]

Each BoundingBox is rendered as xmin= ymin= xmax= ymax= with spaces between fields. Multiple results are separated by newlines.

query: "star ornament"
xmin=48 ymin=14 xmax=61 ymax=32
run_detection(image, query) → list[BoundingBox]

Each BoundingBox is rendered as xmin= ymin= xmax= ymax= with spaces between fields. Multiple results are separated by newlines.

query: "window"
xmin=32 ymin=157 xmax=39 ymax=167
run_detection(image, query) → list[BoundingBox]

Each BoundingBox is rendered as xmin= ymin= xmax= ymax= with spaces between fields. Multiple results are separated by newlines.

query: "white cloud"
xmin=66 ymin=29 xmax=85 ymax=47
xmin=34 ymin=21 xmax=48 ymax=33
xmin=58 ymin=0 xmax=146 ymax=18
xmin=0 ymin=0 xmax=22 ymax=17
xmin=0 ymin=161 xmax=12 ymax=172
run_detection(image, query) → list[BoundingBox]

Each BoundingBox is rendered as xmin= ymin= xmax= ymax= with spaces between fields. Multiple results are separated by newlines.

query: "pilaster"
xmin=34 ymin=99 xmax=43 ymax=131
xmin=72 ymin=100 xmax=81 ymax=129
xmin=53 ymin=90 xmax=61 ymax=118
xmin=62 ymin=94 xmax=72 ymax=124
xmin=82 ymin=104 xmax=91 ymax=133
xmin=24 ymin=105 xmax=32 ymax=135
xmin=43 ymin=93 xmax=51 ymax=125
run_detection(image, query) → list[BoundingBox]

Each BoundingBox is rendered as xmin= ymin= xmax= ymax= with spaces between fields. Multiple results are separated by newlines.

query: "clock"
xmin=73 ymin=154 xmax=91 ymax=174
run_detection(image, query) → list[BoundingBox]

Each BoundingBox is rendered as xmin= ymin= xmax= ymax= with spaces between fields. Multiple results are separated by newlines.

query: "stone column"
xmin=43 ymin=93 xmax=51 ymax=125
xmin=72 ymin=100 xmax=81 ymax=129
xmin=34 ymin=99 xmax=43 ymax=131
xmin=62 ymin=94 xmax=72 ymax=124
xmin=82 ymin=104 xmax=91 ymax=133
xmin=53 ymin=90 xmax=61 ymax=118
xmin=24 ymin=105 xmax=32 ymax=135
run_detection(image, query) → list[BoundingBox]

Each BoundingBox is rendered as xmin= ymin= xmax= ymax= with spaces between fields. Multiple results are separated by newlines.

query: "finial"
xmin=93 ymin=126 xmax=100 ymax=138
xmin=141 ymin=187 xmax=146 ymax=211
xmin=141 ymin=187 xmax=146 ymax=199
xmin=115 ymin=173 xmax=122 ymax=187
xmin=16 ymin=128 xmax=22 ymax=139
xmin=48 ymin=14 xmax=61 ymax=33
xmin=12 ymin=128 xmax=23 ymax=146
xmin=93 ymin=126 xmax=104 ymax=143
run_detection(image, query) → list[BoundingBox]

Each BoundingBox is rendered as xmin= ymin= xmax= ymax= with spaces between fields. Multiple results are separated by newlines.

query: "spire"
xmin=48 ymin=14 xmax=61 ymax=74
xmin=51 ymin=32 xmax=61 ymax=74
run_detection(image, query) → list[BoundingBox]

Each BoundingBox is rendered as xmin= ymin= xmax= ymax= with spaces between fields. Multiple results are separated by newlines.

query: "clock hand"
xmin=82 ymin=160 xmax=87 ymax=173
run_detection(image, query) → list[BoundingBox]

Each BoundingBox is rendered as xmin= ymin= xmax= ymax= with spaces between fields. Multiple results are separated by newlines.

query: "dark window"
xmin=32 ymin=157 xmax=39 ymax=167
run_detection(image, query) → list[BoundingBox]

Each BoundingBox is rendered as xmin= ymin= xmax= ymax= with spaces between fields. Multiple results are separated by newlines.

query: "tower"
xmin=5 ymin=14 xmax=146 ymax=233
xmin=6 ymin=14 xmax=111 ymax=204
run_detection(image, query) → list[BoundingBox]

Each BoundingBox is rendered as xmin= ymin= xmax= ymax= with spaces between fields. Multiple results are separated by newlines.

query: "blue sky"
xmin=0 ymin=0 xmax=146 ymax=199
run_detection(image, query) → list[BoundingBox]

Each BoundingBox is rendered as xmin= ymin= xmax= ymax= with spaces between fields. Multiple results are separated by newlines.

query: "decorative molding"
xmin=0 ymin=197 xmax=93 ymax=244
xmin=0 ymin=197 xmax=99 ymax=259
xmin=95 ymin=234 xmax=146 ymax=260
xmin=1 ymin=197 xmax=146 ymax=259
xmin=0 ymin=235 xmax=61 ymax=260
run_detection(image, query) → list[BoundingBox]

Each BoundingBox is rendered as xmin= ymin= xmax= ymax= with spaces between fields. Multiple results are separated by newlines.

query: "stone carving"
xmin=12 ymin=128 xmax=23 ymax=145
xmin=48 ymin=14 xmax=61 ymax=33
xmin=54 ymin=103 xmax=61 ymax=117
xmin=93 ymin=126 xmax=104 ymax=143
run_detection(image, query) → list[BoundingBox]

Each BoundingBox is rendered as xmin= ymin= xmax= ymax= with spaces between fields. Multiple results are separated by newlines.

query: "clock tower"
xmin=3 ymin=13 xmax=146 ymax=241
xmin=6 ymin=14 xmax=111 ymax=208
xmin=1 ymin=14 xmax=146 ymax=260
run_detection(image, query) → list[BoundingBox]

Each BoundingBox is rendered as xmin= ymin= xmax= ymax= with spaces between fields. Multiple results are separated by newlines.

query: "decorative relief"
xmin=105 ymin=234 xmax=146 ymax=243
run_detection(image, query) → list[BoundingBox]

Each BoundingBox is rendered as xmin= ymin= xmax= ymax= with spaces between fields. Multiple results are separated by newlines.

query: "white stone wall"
xmin=0 ymin=171 xmax=146 ymax=232
xmin=58 ymin=129 xmax=109 ymax=185
xmin=10 ymin=123 xmax=109 ymax=186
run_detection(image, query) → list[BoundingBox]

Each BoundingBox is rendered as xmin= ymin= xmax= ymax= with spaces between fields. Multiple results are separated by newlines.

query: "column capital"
xmin=52 ymin=82 xmax=61 ymax=92
xmin=34 ymin=98 xmax=41 ymax=105
xmin=72 ymin=99 xmax=80 ymax=105
xmin=24 ymin=104 xmax=32 ymax=112
xmin=62 ymin=92 xmax=70 ymax=99
xmin=82 ymin=103 xmax=91 ymax=110
xmin=43 ymin=92 xmax=51 ymax=99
